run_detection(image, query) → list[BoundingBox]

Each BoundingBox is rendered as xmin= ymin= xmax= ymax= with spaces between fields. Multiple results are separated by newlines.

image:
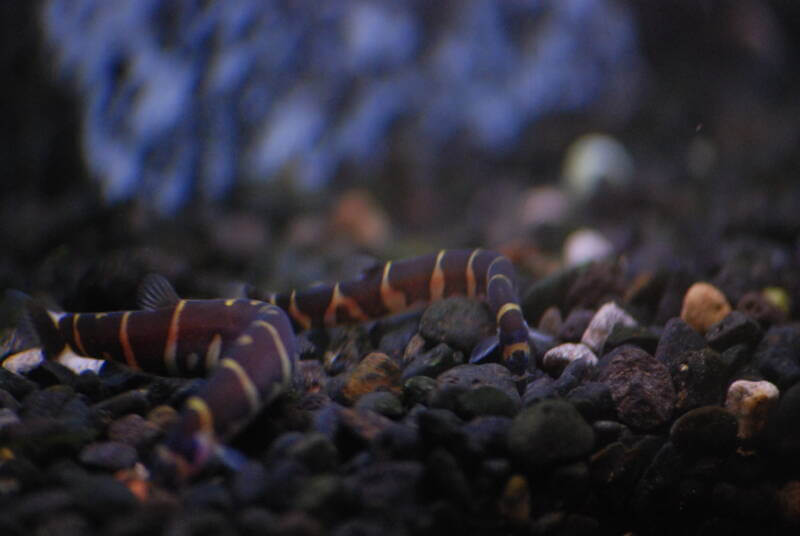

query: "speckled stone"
xmin=595 ymin=345 xmax=675 ymax=430
xmin=402 ymin=375 xmax=436 ymax=407
xmin=401 ymin=343 xmax=462 ymax=380
xmin=435 ymin=363 xmax=520 ymax=405
xmin=340 ymin=352 xmax=402 ymax=405
xmin=580 ymin=302 xmax=637 ymax=353
xmin=354 ymin=391 xmax=404 ymax=419
xmin=654 ymin=317 xmax=707 ymax=364
xmin=542 ymin=343 xmax=597 ymax=376
xmin=680 ymin=282 xmax=732 ymax=334
xmin=668 ymin=348 xmax=728 ymax=414
xmin=507 ymin=399 xmax=594 ymax=468
xmin=724 ymin=379 xmax=779 ymax=440
xmin=705 ymin=310 xmax=763 ymax=351
xmin=107 ymin=413 xmax=163 ymax=449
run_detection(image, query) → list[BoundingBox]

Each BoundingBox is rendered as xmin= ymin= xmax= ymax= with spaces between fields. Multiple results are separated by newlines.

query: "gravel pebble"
xmin=581 ymin=302 xmax=637 ymax=353
xmin=680 ymin=282 xmax=732 ymax=334
xmin=558 ymin=308 xmax=595 ymax=342
xmin=401 ymin=343 xmax=462 ymax=380
xmin=107 ymin=413 xmax=162 ymax=450
xmin=669 ymin=406 xmax=738 ymax=457
xmin=419 ymin=296 xmax=494 ymax=353
xmin=752 ymin=325 xmax=800 ymax=389
xmin=724 ymin=379 xmax=779 ymax=440
xmin=737 ymin=290 xmax=788 ymax=327
xmin=455 ymin=385 xmax=520 ymax=419
xmin=704 ymin=310 xmax=763 ymax=351
xmin=339 ymin=352 xmax=402 ymax=405
xmin=596 ymin=345 xmax=675 ymax=430
xmin=78 ymin=441 xmax=138 ymax=470
xmin=507 ymin=399 xmax=594 ymax=468
xmin=354 ymin=391 xmax=404 ymax=419
xmin=668 ymin=348 xmax=728 ymax=414
xmin=402 ymin=375 xmax=436 ymax=407
xmin=542 ymin=343 xmax=597 ymax=376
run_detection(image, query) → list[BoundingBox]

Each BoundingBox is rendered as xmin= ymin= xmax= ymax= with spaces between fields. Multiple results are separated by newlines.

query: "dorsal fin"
xmin=137 ymin=274 xmax=181 ymax=310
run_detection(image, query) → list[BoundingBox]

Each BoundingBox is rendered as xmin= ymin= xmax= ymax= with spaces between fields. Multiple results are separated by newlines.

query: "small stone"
xmin=0 ymin=407 xmax=19 ymax=429
xmin=419 ymin=296 xmax=495 ymax=353
xmin=595 ymin=345 xmax=675 ymax=430
xmin=669 ymin=348 xmax=728 ymax=414
xmin=435 ymin=363 xmax=520 ymax=405
xmin=508 ymin=399 xmax=594 ymax=468
xmin=521 ymin=376 xmax=556 ymax=406
xmin=402 ymin=333 xmax=427 ymax=362
xmin=340 ymin=352 xmax=402 ymax=405
xmin=654 ymin=317 xmax=707 ymax=364
xmin=680 ymin=282 xmax=732 ymax=334
xmin=92 ymin=390 xmax=150 ymax=418
xmin=455 ymin=385 xmax=520 ymax=419
xmin=567 ymin=382 xmax=616 ymax=422
xmin=402 ymin=376 xmax=436 ymax=407
xmin=537 ymin=306 xmax=563 ymax=337
xmin=542 ymin=343 xmax=597 ymax=376
xmin=737 ymin=290 xmax=787 ymax=327
xmin=752 ymin=325 xmax=800 ymax=389
xmin=604 ymin=324 xmax=660 ymax=354
xmin=293 ymin=474 xmax=351 ymax=523
xmin=376 ymin=317 xmax=419 ymax=362
xmin=107 ymin=414 xmax=162 ymax=450
xmin=705 ymin=310 xmax=763 ymax=351
xmin=462 ymin=416 xmax=512 ymax=457
xmin=767 ymin=382 xmax=800 ymax=457
xmin=402 ymin=343 xmax=461 ymax=380
xmin=0 ymin=388 xmax=20 ymax=411
xmin=146 ymin=405 xmax=179 ymax=431
xmin=669 ymin=406 xmax=738 ymax=456
xmin=287 ymin=433 xmax=339 ymax=474
xmin=70 ymin=473 xmax=138 ymax=517
xmin=181 ymin=481 xmax=234 ymax=511
xmin=354 ymin=391 xmax=404 ymax=419
xmin=425 ymin=448 xmax=471 ymax=506
xmin=79 ymin=441 xmax=138 ymax=470
xmin=565 ymin=262 xmax=625 ymax=312
xmin=337 ymin=407 xmax=395 ymax=444
xmin=558 ymin=308 xmax=595 ymax=342
xmin=346 ymin=460 xmax=424 ymax=513
xmin=580 ymin=302 xmax=637 ymax=353
xmin=725 ymin=379 xmax=779 ymax=440
xmin=372 ymin=422 xmax=423 ymax=460
xmin=232 ymin=461 xmax=268 ymax=504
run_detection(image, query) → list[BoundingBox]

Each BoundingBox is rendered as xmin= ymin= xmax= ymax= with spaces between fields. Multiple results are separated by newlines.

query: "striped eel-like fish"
xmin=20 ymin=248 xmax=530 ymax=480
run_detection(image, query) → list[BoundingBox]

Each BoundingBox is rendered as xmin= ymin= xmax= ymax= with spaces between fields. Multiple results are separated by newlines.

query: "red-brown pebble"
xmin=341 ymin=352 xmax=402 ymax=404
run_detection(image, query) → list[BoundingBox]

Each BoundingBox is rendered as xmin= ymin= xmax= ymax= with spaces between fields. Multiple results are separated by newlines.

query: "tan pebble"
xmin=498 ymin=474 xmax=530 ymax=522
xmin=402 ymin=333 xmax=427 ymax=363
xmin=542 ymin=343 xmax=598 ymax=376
xmin=580 ymin=302 xmax=637 ymax=353
xmin=724 ymin=379 xmax=779 ymax=440
xmin=330 ymin=189 xmax=391 ymax=249
xmin=778 ymin=481 xmax=800 ymax=523
xmin=537 ymin=306 xmax=563 ymax=337
xmin=341 ymin=352 xmax=402 ymax=404
xmin=680 ymin=282 xmax=731 ymax=334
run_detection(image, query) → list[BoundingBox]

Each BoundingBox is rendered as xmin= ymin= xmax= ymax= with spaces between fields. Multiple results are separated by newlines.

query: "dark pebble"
xmin=92 ymin=389 xmax=150 ymax=418
xmin=32 ymin=512 xmax=91 ymax=536
xmin=416 ymin=408 xmax=468 ymax=457
xmin=507 ymin=399 xmax=594 ymax=468
xmin=261 ymin=459 xmax=310 ymax=511
xmin=654 ymin=317 xmax=707 ymax=364
xmin=372 ymin=422 xmax=423 ymax=459
xmin=237 ymin=507 xmax=277 ymax=536
xmin=70 ymin=473 xmax=138 ymax=519
xmin=78 ymin=441 xmax=138 ymax=470
xmin=7 ymin=488 xmax=75 ymax=523
xmin=232 ymin=460 xmax=268 ymax=504
xmin=522 ymin=264 xmax=586 ymax=324
xmin=6 ymin=417 xmax=96 ymax=461
xmin=272 ymin=511 xmax=324 ymax=536
xmin=376 ymin=317 xmax=419 ymax=362
xmin=711 ymin=481 xmax=778 ymax=520
xmin=21 ymin=384 xmax=76 ymax=418
xmin=753 ymin=325 xmax=800 ymax=389
xmin=632 ymin=442 xmax=683 ymax=517
xmin=591 ymin=436 xmax=664 ymax=509
xmin=402 ymin=375 xmax=436 ymax=407
xmin=167 ymin=511 xmax=238 ymax=536
xmin=287 ymin=432 xmax=339 ymax=474
xmin=551 ymin=356 xmax=593 ymax=395
xmin=522 ymin=376 xmax=556 ymax=406
xmin=567 ymin=382 xmax=617 ymax=422
xmin=0 ymin=387 xmax=20 ymax=411
xmin=419 ymin=296 xmax=494 ymax=353
xmin=354 ymin=390 xmax=404 ymax=419
xmin=670 ymin=406 xmax=738 ymax=457
xmin=768 ymin=382 xmax=800 ymax=460
xmin=605 ymin=324 xmax=660 ymax=354
xmin=670 ymin=348 xmax=729 ymax=414
xmin=549 ymin=461 xmax=590 ymax=505
xmin=558 ymin=308 xmax=595 ymax=342
xmin=331 ymin=519 xmax=385 ymax=536
xmin=462 ymin=416 xmax=512 ymax=457
xmin=591 ymin=420 xmax=630 ymax=447
xmin=705 ymin=310 xmax=763 ymax=351
xmin=719 ymin=343 xmax=752 ymax=375
xmin=435 ymin=363 xmax=520 ymax=405
xmin=425 ymin=447 xmax=471 ymax=506
xmin=182 ymin=481 xmax=234 ymax=512
xmin=565 ymin=261 xmax=624 ymax=311
xmin=596 ymin=345 xmax=675 ymax=430
xmin=402 ymin=342 xmax=462 ymax=380
xmin=737 ymin=291 xmax=787 ymax=327
xmin=107 ymin=413 xmax=162 ymax=450
xmin=346 ymin=460 xmax=424 ymax=514
xmin=455 ymin=385 xmax=520 ymax=419
xmin=293 ymin=474 xmax=353 ymax=523
xmin=26 ymin=360 xmax=77 ymax=388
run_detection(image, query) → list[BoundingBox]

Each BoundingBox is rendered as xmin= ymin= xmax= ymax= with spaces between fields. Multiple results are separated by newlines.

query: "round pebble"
xmin=680 ymin=282 xmax=732 ymax=334
xmin=419 ymin=296 xmax=494 ymax=353
xmin=508 ymin=399 xmax=594 ymax=468
xmin=669 ymin=406 xmax=738 ymax=456
xmin=340 ymin=352 xmax=402 ymax=405
xmin=724 ymin=379 xmax=779 ymax=440
xmin=78 ymin=441 xmax=138 ymax=470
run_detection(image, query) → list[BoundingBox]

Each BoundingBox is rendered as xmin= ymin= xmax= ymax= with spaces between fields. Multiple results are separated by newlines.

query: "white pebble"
xmin=725 ymin=379 xmax=779 ymax=440
xmin=562 ymin=133 xmax=634 ymax=200
xmin=581 ymin=302 xmax=637 ymax=353
xmin=542 ymin=343 xmax=598 ymax=376
xmin=563 ymin=228 xmax=614 ymax=267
